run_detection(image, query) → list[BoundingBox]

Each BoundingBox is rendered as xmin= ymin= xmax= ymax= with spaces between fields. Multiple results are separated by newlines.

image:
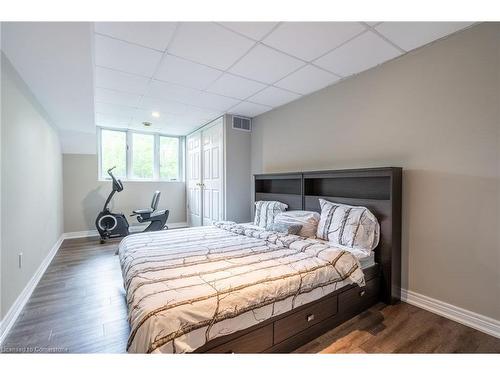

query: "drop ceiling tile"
xmin=170 ymin=116 xmax=209 ymax=134
xmin=375 ymin=22 xmax=474 ymax=51
xmin=131 ymin=108 xmax=178 ymax=127
xmin=314 ymin=31 xmax=402 ymax=76
xmin=95 ymin=112 xmax=131 ymax=127
xmin=139 ymin=96 xmax=194 ymax=115
xmin=180 ymin=110 xmax=222 ymax=128
xmin=94 ymin=102 xmax=137 ymax=117
xmin=95 ymin=87 xmax=141 ymax=107
xmin=229 ymin=44 xmax=305 ymax=84
xmin=186 ymin=106 xmax=222 ymax=120
xmin=154 ymin=54 xmax=221 ymax=90
xmin=263 ymin=22 xmax=365 ymax=61
xmin=190 ymin=91 xmax=241 ymax=111
xmin=161 ymin=123 xmax=199 ymax=135
xmin=219 ymin=22 xmax=278 ymax=40
xmin=94 ymin=22 xmax=177 ymax=51
xmin=248 ymin=86 xmax=301 ymax=107
xmin=275 ymin=65 xmax=340 ymax=95
xmin=145 ymin=79 xmax=201 ymax=104
xmin=168 ymin=22 xmax=254 ymax=70
xmin=95 ymin=66 xmax=150 ymax=94
xmin=144 ymin=80 xmax=236 ymax=112
xmin=229 ymin=101 xmax=272 ymax=118
xmin=206 ymin=73 xmax=266 ymax=100
xmin=95 ymin=34 xmax=163 ymax=77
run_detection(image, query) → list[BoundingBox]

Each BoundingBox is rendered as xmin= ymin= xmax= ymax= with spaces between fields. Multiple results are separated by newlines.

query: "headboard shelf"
xmin=254 ymin=172 xmax=302 ymax=180
xmin=303 ymin=176 xmax=390 ymax=200
xmin=255 ymin=178 xmax=301 ymax=195
xmin=254 ymin=167 xmax=402 ymax=305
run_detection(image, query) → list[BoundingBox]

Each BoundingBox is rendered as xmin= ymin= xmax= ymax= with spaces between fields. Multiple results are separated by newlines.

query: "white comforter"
xmin=118 ymin=222 xmax=365 ymax=353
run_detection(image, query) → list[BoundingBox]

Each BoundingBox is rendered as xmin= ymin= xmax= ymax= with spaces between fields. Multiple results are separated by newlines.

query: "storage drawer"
xmin=206 ymin=323 xmax=273 ymax=353
xmin=274 ymin=295 xmax=338 ymax=344
xmin=338 ymin=277 xmax=380 ymax=315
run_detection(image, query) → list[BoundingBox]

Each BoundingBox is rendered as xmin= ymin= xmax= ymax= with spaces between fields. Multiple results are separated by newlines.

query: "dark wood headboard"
xmin=254 ymin=167 xmax=402 ymax=305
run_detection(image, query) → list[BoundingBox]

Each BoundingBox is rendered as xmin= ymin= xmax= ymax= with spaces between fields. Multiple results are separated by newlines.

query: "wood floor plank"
xmin=2 ymin=237 xmax=499 ymax=353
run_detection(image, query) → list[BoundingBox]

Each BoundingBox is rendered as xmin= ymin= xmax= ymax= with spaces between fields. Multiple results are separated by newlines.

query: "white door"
xmin=186 ymin=132 xmax=202 ymax=226
xmin=201 ymin=121 xmax=224 ymax=225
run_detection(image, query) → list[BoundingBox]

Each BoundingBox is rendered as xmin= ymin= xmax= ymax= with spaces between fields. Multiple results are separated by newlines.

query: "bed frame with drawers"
xmin=195 ymin=167 xmax=402 ymax=353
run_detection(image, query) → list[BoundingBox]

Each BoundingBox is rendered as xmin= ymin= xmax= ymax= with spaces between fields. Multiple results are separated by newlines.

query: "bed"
xmin=118 ymin=167 xmax=402 ymax=353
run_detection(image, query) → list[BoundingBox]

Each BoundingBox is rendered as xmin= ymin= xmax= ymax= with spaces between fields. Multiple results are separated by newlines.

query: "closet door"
xmin=186 ymin=132 xmax=202 ymax=226
xmin=201 ymin=121 xmax=224 ymax=226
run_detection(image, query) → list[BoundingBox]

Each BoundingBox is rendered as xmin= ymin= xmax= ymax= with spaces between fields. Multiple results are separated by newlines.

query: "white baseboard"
xmin=0 ymin=234 xmax=64 ymax=345
xmin=401 ymin=289 xmax=500 ymax=339
xmin=0 ymin=222 xmax=189 ymax=345
xmin=63 ymin=222 xmax=188 ymax=239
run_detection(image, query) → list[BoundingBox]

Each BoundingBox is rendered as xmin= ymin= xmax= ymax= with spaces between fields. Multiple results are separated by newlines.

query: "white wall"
xmin=1 ymin=53 xmax=64 ymax=319
xmin=62 ymin=153 xmax=186 ymax=233
xmin=251 ymin=24 xmax=500 ymax=320
xmin=225 ymin=114 xmax=252 ymax=223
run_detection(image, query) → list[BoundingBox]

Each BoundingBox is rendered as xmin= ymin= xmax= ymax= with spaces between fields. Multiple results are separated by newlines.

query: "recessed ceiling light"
xmin=151 ymin=111 xmax=160 ymax=118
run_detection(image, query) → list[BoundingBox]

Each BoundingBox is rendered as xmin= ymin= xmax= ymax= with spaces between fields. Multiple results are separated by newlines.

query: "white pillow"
xmin=274 ymin=210 xmax=320 ymax=238
xmin=253 ymin=201 xmax=288 ymax=228
xmin=316 ymin=198 xmax=380 ymax=254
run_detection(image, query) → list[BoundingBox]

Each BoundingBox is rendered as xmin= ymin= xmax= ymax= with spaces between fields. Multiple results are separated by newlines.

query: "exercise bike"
xmin=95 ymin=167 xmax=170 ymax=243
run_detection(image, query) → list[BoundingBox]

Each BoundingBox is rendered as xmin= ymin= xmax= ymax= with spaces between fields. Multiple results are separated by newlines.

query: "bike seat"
xmin=132 ymin=208 xmax=154 ymax=215
xmin=150 ymin=209 xmax=167 ymax=217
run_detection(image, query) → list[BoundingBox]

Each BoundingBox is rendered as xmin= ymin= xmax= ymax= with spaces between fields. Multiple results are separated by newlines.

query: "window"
xmin=98 ymin=128 xmax=182 ymax=181
xmin=131 ymin=133 xmax=154 ymax=179
xmin=159 ymin=136 xmax=179 ymax=180
xmin=100 ymin=129 xmax=127 ymax=178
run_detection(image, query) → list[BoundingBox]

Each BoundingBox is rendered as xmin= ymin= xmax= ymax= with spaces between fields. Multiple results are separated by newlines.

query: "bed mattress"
xmin=118 ymin=222 xmax=366 ymax=353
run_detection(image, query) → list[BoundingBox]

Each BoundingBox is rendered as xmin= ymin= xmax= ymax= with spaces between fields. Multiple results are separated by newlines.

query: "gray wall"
xmin=225 ymin=114 xmax=252 ymax=223
xmin=251 ymin=23 xmax=500 ymax=320
xmin=1 ymin=53 xmax=64 ymax=319
xmin=63 ymin=153 xmax=186 ymax=233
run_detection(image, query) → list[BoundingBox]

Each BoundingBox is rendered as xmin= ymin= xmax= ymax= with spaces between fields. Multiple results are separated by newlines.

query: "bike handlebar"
xmin=107 ymin=166 xmax=123 ymax=191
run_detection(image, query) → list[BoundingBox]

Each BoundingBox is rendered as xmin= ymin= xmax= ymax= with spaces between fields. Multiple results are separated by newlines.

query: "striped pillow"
xmin=316 ymin=199 xmax=380 ymax=254
xmin=253 ymin=200 xmax=288 ymax=228
xmin=274 ymin=211 xmax=320 ymax=238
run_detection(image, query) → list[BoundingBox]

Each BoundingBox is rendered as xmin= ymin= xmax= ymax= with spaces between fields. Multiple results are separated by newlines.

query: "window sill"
xmin=98 ymin=179 xmax=184 ymax=183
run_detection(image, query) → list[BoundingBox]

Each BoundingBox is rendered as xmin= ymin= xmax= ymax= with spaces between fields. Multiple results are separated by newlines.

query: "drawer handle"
xmin=306 ymin=314 xmax=315 ymax=322
xmin=359 ymin=290 xmax=366 ymax=297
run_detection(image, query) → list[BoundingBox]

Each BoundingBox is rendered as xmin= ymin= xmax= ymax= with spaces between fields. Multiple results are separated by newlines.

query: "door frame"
xmin=185 ymin=116 xmax=226 ymax=226
xmin=186 ymin=131 xmax=202 ymax=227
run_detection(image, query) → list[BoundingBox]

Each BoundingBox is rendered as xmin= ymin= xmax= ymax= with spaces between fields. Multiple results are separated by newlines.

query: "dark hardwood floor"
xmin=2 ymin=237 xmax=499 ymax=353
xmin=2 ymin=237 xmax=128 ymax=353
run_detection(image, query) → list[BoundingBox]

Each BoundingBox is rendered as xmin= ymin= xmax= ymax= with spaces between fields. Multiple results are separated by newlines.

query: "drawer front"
xmin=338 ymin=277 xmax=380 ymax=315
xmin=274 ymin=295 xmax=338 ymax=344
xmin=206 ymin=324 xmax=273 ymax=353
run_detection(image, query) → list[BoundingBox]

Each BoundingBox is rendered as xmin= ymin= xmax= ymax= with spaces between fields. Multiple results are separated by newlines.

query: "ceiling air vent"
xmin=232 ymin=116 xmax=252 ymax=132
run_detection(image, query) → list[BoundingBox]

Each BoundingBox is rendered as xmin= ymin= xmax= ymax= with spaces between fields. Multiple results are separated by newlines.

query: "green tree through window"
xmin=101 ymin=129 xmax=126 ymax=178
xmin=131 ymin=133 xmax=154 ymax=179
xmin=160 ymin=136 xmax=179 ymax=180
xmin=100 ymin=128 xmax=181 ymax=181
